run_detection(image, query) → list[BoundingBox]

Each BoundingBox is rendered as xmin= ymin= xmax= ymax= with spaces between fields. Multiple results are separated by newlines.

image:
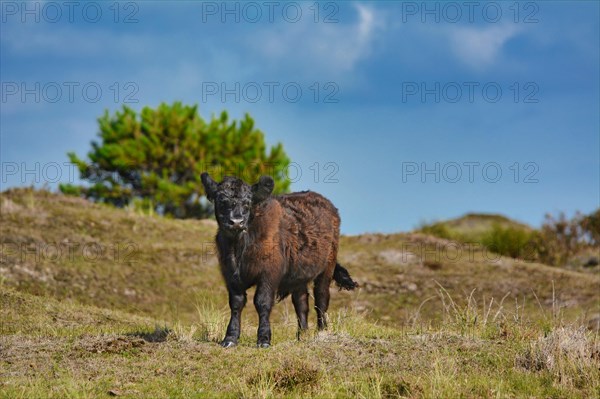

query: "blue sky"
xmin=1 ymin=1 xmax=598 ymax=234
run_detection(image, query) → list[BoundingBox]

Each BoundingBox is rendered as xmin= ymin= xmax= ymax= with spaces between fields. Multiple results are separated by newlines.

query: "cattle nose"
xmin=229 ymin=217 xmax=244 ymax=228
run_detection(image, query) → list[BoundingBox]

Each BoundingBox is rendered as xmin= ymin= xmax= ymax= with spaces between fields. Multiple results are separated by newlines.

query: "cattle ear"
xmin=252 ymin=175 xmax=274 ymax=203
xmin=201 ymin=172 xmax=218 ymax=202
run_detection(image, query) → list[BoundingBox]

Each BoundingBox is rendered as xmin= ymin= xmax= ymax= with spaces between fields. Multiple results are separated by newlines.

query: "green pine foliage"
xmin=60 ymin=102 xmax=290 ymax=218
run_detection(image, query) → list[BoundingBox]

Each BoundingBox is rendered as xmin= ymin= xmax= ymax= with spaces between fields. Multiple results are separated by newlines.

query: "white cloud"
xmin=356 ymin=3 xmax=376 ymax=42
xmin=250 ymin=3 xmax=384 ymax=77
xmin=448 ymin=24 xmax=522 ymax=69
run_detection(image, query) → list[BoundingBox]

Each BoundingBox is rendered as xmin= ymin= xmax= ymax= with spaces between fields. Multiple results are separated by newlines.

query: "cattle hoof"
xmin=257 ymin=342 xmax=270 ymax=349
xmin=220 ymin=340 xmax=237 ymax=348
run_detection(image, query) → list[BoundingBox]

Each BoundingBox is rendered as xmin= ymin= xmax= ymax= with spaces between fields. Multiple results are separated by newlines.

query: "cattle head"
xmin=201 ymin=173 xmax=274 ymax=234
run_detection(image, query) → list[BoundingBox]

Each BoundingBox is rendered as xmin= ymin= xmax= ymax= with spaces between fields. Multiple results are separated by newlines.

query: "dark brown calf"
xmin=201 ymin=173 xmax=358 ymax=348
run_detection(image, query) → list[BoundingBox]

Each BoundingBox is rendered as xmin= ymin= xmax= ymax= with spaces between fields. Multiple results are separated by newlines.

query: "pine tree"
xmin=60 ymin=102 xmax=291 ymax=218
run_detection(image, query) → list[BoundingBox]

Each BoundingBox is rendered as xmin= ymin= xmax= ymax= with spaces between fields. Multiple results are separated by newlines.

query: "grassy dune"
xmin=1 ymin=189 xmax=599 ymax=398
xmin=418 ymin=213 xmax=533 ymax=239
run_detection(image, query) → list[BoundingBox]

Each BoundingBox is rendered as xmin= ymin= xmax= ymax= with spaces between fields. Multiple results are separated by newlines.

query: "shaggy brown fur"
xmin=201 ymin=173 xmax=358 ymax=348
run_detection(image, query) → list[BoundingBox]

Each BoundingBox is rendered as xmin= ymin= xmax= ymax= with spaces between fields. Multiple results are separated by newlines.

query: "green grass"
xmin=2 ymin=285 xmax=598 ymax=398
xmin=1 ymin=189 xmax=599 ymax=398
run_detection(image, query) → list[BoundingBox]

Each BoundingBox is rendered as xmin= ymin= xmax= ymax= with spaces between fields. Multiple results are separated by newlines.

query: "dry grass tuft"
xmin=77 ymin=334 xmax=146 ymax=354
xmin=518 ymin=326 xmax=600 ymax=388
xmin=247 ymin=359 xmax=321 ymax=393
xmin=0 ymin=197 xmax=23 ymax=214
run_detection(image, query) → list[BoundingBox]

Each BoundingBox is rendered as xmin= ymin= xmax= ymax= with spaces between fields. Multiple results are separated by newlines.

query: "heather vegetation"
xmin=418 ymin=211 xmax=600 ymax=269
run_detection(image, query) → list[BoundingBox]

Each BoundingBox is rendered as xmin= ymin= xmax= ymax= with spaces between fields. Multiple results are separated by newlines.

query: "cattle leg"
xmin=314 ymin=273 xmax=331 ymax=330
xmin=221 ymin=289 xmax=247 ymax=348
xmin=292 ymin=287 xmax=309 ymax=340
xmin=254 ymin=282 xmax=275 ymax=348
